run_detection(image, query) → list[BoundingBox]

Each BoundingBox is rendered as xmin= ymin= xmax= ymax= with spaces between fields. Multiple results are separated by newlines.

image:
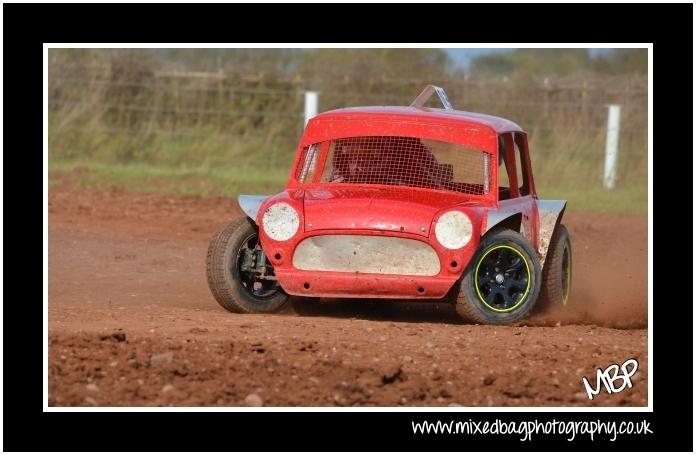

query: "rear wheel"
xmin=455 ymin=229 xmax=541 ymax=324
xmin=538 ymin=224 xmax=572 ymax=309
xmin=206 ymin=217 xmax=289 ymax=313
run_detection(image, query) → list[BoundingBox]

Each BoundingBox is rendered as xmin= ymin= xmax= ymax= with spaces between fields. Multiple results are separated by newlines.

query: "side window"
xmin=498 ymin=135 xmax=509 ymax=189
xmin=295 ymin=143 xmax=320 ymax=183
xmin=513 ymin=133 xmax=530 ymax=196
xmin=497 ymin=133 xmax=516 ymax=200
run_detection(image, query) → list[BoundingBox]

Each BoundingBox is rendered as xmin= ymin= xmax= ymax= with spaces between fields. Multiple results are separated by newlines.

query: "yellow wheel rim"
xmin=474 ymin=244 xmax=531 ymax=313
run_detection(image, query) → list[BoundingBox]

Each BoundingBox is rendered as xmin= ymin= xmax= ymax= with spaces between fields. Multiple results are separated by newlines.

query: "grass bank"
xmin=49 ymin=160 xmax=647 ymax=214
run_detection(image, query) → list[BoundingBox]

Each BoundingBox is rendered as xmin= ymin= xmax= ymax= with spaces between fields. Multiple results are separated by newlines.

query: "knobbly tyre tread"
xmin=537 ymin=224 xmax=571 ymax=310
xmin=206 ymin=218 xmax=244 ymax=312
xmin=455 ymin=228 xmax=542 ymax=325
xmin=206 ymin=217 xmax=289 ymax=313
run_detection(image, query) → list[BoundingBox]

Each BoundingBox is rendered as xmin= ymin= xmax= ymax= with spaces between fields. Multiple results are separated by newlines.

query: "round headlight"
xmin=262 ymin=202 xmax=300 ymax=241
xmin=435 ymin=211 xmax=472 ymax=249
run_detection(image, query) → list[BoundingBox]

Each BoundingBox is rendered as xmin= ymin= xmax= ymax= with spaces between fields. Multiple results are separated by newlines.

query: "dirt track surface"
xmin=48 ymin=184 xmax=648 ymax=407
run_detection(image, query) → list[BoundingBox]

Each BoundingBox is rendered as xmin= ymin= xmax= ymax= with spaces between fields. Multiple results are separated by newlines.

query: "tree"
xmin=297 ymin=48 xmax=452 ymax=86
xmin=470 ymin=48 xmax=647 ymax=77
xmin=470 ymin=49 xmax=592 ymax=77
xmin=591 ymin=49 xmax=648 ymax=75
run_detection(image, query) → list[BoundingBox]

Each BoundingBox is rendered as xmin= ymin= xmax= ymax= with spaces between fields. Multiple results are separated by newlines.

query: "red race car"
xmin=206 ymin=86 xmax=571 ymax=324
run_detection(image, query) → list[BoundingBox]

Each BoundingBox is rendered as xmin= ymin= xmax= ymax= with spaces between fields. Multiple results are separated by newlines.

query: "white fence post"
xmin=304 ymin=91 xmax=319 ymax=127
xmin=603 ymin=104 xmax=621 ymax=189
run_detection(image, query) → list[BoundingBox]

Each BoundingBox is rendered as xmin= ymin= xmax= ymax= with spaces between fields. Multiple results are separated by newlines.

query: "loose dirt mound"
xmin=48 ymin=184 xmax=648 ymax=406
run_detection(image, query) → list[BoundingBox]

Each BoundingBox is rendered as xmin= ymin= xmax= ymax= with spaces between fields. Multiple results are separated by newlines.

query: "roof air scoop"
xmin=410 ymin=85 xmax=453 ymax=110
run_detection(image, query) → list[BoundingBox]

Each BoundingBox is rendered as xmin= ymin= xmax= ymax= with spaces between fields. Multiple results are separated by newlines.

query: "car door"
xmin=497 ymin=132 xmax=538 ymax=249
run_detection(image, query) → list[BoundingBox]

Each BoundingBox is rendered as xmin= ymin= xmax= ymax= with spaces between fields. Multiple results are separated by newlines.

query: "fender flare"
xmin=238 ymin=195 xmax=269 ymax=224
xmin=482 ymin=200 xmax=567 ymax=268
xmin=536 ymin=199 xmax=567 ymax=268
xmin=482 ymin=209 xmax=522 ymax=235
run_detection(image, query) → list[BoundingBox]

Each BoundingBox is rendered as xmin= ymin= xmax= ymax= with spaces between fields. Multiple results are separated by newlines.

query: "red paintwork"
xmin=256 ymin=106 xmax=539 ymax=299
xmin=303 ymin=187 xmax=475 ymax=237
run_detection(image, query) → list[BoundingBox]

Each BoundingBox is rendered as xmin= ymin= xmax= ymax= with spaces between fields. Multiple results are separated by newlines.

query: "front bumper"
xmin=265 ymin=230 xmax=476 ymax=299
xmin=276 ymin=269 xmax=457 ymax=299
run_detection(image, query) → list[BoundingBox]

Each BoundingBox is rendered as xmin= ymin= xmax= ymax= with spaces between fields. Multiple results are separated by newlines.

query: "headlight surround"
xmin=262 ymin=202 xmax=300 ymax=241
xmin=435 ymin=211 xmax=473 ymax=249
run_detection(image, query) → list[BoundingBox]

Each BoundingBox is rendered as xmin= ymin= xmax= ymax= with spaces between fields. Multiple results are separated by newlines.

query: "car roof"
xmin=314 ymin=106 xmax=524 ymax=134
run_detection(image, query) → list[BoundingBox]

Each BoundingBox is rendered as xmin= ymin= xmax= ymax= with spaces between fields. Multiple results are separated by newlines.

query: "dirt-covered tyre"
xmin=455 ymin=228 xmax=541 ymax=325
xmin=537 ymin=224 xmax=572 ymax=309
xmin=206 ymin=217 xmax=290 ymax=313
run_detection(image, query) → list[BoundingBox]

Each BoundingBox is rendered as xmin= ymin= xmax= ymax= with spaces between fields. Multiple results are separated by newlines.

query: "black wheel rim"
xmin=561 ymin=242 xmax=571 ymax=305
xmin=474 ymin=245 xmax=531 ymax=312
xmin=235 ymin=233 xmax=281 ymax=299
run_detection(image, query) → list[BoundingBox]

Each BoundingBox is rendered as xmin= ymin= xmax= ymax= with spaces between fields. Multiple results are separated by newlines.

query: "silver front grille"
xmin=292 ymin=235 xmax=441 ymax=276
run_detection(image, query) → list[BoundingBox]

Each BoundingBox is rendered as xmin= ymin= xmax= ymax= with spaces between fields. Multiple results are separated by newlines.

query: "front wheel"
xmin=454 ymin=229 xmax=541 ymax=325
xmin=206 ymin=217 xmax=289 ymax=313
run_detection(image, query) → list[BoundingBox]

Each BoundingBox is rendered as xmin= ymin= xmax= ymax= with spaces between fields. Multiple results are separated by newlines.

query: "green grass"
xmin=531 ymin=148 xmax=647 ymax=214
xmin=538 ymin=184 xmax=647 ymax=214
xmin=49 ymin=160 xmax=290 ymax=196
xmin=49 ymin=160 xmax=647 ymax=214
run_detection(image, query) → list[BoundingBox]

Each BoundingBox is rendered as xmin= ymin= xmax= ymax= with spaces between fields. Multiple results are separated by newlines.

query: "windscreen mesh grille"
xmin=318 ymin=136 xmax=491 ymax=195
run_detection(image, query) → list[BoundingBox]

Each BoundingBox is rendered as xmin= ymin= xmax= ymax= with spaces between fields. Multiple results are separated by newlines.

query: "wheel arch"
xmin=537 ymin=199 xmax=568 ymax=268
xmin=482 ymin=210 xmax=523 ymax=235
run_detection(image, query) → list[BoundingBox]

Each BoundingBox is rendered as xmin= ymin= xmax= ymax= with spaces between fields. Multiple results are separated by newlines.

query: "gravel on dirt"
xmin=48 ymin=184 xmax=648 ymax=407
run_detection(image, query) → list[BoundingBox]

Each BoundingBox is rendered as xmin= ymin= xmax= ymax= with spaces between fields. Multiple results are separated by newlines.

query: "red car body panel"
xmin=253 ymin=105 xmax=541 ymax=299
xmin=302 ymin=187 xmax=475 ymax=237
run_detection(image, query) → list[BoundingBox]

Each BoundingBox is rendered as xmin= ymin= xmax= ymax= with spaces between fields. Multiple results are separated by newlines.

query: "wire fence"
xmin=48 ymin=63 xmax=648 ymax=187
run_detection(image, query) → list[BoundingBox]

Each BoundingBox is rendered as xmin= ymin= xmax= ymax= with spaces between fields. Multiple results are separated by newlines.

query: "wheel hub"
xmin=236 ymin=233 xmax=281 ymax=299
xmin=475 ymin=245 xmax=531 ymax=312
